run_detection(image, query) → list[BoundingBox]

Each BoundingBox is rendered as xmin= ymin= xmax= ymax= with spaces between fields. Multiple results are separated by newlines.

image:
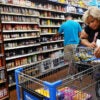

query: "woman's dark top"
xmin=84 ymin=26 xmax=100 ymax=42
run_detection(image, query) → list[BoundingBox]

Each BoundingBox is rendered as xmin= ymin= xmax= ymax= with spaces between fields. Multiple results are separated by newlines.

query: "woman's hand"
xmin=94 ymin=47 xmax=100 ymax=58
xmin=88 ymin=42 xmax=96 ymax=48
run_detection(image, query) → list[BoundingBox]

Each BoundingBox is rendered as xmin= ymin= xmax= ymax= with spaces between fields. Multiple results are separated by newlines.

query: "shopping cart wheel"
xmin=95 ymin=81 xmax=100 ymax=97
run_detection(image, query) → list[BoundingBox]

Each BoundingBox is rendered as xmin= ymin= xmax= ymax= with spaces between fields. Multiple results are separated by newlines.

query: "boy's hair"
xmin=65 ymin=13 xmax=73 ymax=18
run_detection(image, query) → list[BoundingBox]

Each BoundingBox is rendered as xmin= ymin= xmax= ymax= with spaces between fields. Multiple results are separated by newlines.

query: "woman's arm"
xmin=94 ymin=47 xmax=100 ymax=58
xmin=80 ymin=30 xmax=96 ymax=48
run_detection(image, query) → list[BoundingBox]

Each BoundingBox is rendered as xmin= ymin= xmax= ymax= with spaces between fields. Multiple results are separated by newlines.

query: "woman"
xmin=80 ymin=7 xmax=100 ymax=98
xmin=80 ymin=6 xmax=100 ymax=48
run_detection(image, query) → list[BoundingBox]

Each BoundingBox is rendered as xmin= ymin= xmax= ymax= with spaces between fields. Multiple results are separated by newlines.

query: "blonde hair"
xmin=82 ymin=6 xmax=100 ymax=24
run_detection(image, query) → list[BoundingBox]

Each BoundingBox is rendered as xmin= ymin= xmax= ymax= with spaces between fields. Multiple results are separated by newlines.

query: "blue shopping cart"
xmin=15 ymin=47 xmax=100 ymax=100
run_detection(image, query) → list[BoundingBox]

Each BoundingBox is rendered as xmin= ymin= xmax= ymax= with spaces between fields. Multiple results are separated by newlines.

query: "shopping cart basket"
xmin=74 ymin=47 xmax=100 ymax=98
xmin=15 ymin=47 xmax=100 ymax=100
xmin=65 ymin=46 xmax=95 ymax=75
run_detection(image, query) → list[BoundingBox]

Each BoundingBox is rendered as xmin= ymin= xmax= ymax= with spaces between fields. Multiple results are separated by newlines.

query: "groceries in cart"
xmin=74 ymin=47 xmax=95 ymax=63
xmin=73 ymin=47 xmax=100 ymax=73
xmin=59 ymin=87 xmax=92 ymax=100
xmin=35 ymin=87 xmax=62 ymax=99
xmin=35 ymin=86 xmax=92 ymax=100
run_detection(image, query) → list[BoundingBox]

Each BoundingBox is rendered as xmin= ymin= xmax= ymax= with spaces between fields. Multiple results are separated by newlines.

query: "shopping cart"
xmin=73 ymin=47 xmax=100 ymax=99
xmin=15 ymin=47 xmax=100 ymax=100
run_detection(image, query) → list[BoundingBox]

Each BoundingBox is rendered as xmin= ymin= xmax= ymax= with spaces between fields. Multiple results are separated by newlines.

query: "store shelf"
xmin=40 ymin=33 xmax=56 ymax=35
xmin=41 ymin=40 xmax=64 ymax=44
xmin=67 ymin=12 xmax=83 ymax=16
xmin=5 ymin=43 xmax=40 ymax=50
xmin=0 ymin=2 xmax=66 ymax=13
xmin=39 ymin=16 xmax=65 ymax=20
xmin=74 ymin=20 xmax=83 ymax=23
xmin=9 ymin=82 xmax=16 ymax=87
xmin=42 ymin=47 xmax=63 ymax=53
xmin=0 ymin=79 xmax=7 ymax=84
xmin=0 ymin=54 xmax=4 ymax=57
xmin=1 ymin=12 xmax=39 ymax=17
xmin=0 ymin=8 xmax=9 ymax=98
xmin=0 ymin=40 xmax=3 ymax=43
xmin=4 ymin=36 xmax=40 ymax=41
xmin=6 ymin=51 xmax=41 ymax=61
xmin=0 ymin=95 xmax=9 ymax=100
xmin=2 ymin=21 xmax=39 ymax=24
xmin=0 ymin=67 xmax=5 ymax=70
xmin=3 ymin=30 xmax=40 ymax=33
xmin=7 ymin=61 xmax=41 ymax=72
xmin=39 ymin=25 xmax=60 ymax=27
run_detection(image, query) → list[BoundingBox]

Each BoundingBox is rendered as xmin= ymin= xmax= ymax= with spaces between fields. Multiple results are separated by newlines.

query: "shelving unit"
xmin=0 ymin=0 xmax=88 ymax=91
xmin=66 ymin=4 xmax=87 ymax=28
xmin=0 ymin=0 xmax=66 ymax=88
xmin=0 ymin=8 xmax=9 ymax=99
xmin=0 ymin=0 xmax=42 ymax=87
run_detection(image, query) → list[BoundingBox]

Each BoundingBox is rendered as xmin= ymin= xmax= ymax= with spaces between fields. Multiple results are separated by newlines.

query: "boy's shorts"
xmin=64 ymin=44 xmax=78 ymax=62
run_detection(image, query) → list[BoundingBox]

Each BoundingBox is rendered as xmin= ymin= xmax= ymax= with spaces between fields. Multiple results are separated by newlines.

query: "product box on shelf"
xmin=40 ymin=58 xmax=52 ymax=73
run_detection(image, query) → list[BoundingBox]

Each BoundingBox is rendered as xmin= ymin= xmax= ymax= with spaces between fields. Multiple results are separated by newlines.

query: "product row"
xmin=0 ymin=5 xmax=84 ymax=22
xmin=4 ymin=39 xmax=40 ymax=48
xmin=6 ymin=50 xmax=64 ymax=70
xmin=5 ymin=43 xmax=63 ymax=57
xmin=39 ymin=11 xmax=65 ymax=18
xmin=40 ymin=19 xmax=62 ymax=26
xmin=41 ymin=28 xmax=58 ymax=33
xmin=0 ymin=70 xmax=5 ymax=80
xmin=41 ymin=35 xmax=63 ymax=42
xmin=0 ymin=0 xmax=66 ymax=12
xmin=0 ymin=58 xmax=4 ymax=67
xmin=0 ymin=87 xmax=8 ymax=99
xmin=3 ymin=32 xmax=40 ymax=40
xmin=4 ymin=37 xmax=63 ymax=48
xmin=66 ymin=4 xmax=85 ymax=14
xmin=1 ymin=6 xmax=65 ymax=19
xmin=1 ymin=15 xmax=39 ymax=23
xmin=8 ymin=53 xmax=65 ymax=86
xmin=3 ymin=24 xmax=39 ymax=31
xmin=0 ymin=6 xmax=39 ymax=16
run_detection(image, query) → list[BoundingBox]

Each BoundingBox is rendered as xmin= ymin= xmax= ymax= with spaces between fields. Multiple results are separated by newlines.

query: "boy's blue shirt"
xmin=58 ymin=20 xmax=82 ymax=46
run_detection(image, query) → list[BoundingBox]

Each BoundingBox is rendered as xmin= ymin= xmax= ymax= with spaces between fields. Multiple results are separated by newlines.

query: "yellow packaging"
xmin=35 ymin=88 xmax=50 ymax=98
xmin=48 ymin=28 xmax=52 ymax=33
xmin=47 ymin=20 xmax=50 ymax=25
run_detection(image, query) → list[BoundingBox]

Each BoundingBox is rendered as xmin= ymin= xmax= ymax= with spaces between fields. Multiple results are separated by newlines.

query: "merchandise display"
xmin=0 ymin=15 xmax=9 ymax=99
xmin=0 ymin=0 xmax=67 ymax=87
